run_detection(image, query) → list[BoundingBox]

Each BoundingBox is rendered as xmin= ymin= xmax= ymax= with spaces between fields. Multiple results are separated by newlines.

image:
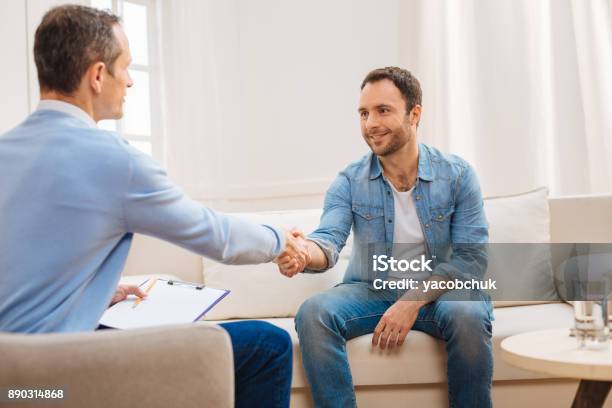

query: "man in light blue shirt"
xmin=0 ymin=101 xmax=292 ymax=333
xmin=0 ymin=5 xmax=303 ymax=407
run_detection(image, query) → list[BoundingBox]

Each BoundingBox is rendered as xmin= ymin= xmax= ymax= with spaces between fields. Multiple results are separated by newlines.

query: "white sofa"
xmin=121 ymin=190 xmax=612 ymax=408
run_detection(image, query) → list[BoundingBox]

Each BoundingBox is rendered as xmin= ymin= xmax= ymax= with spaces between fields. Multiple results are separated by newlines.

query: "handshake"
xmin=274 ymin=229 xmax=312 ymax=278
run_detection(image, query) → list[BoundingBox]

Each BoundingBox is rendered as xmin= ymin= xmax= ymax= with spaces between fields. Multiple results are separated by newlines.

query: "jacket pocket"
xmin=352 ymin=204 xmax=384 ymax=221
xmin=352 ymin=204 xmax=385 ymax=243
xmin=431 ymin=206 xmax=454 ymax=223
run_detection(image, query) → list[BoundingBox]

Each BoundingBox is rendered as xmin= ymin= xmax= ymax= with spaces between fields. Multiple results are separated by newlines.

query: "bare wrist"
xmin=399 ymin=291 xmax=428 ymax=308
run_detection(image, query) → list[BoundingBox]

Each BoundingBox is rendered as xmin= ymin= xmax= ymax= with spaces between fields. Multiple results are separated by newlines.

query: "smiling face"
xmin=358 ymin=79 xmax=420 ymax=157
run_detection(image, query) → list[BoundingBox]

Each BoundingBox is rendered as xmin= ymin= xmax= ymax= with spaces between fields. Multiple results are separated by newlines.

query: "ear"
xmin=87 ymin=62 xmax=106 ymax=95
xmin=409 ymin=105 xmax=422 ymax=127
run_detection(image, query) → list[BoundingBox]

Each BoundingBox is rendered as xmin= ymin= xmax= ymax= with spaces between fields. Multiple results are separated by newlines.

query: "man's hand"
xmin=372 ymin=276 xmax=450 ymax=349
xmin=372 ymin=300 xmax=424 ymax=350
xmin=109 ymin=284 xmax=147 ymax=307
xmin=275 ymin=229 xmax=311 ymax=278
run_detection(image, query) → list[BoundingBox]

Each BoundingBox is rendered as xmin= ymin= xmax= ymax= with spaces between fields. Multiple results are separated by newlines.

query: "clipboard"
xmin=99 ymin=278 xmax=230 ymax=330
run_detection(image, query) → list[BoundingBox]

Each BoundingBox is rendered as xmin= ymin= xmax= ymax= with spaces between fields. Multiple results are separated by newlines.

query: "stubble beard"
xmin=366 ymin=129 xmax=411 ymax=157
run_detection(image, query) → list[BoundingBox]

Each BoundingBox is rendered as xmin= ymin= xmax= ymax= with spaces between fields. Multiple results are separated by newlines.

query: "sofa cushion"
xmin=485 ymin=187 xmax=550 ymax=243
xmin=483 ymin=187 xmax=558 ymax=307
xmin=227 ymin=302 xmax=574 ymax=388
xmin=204 ymin=259 xmax=346 ymax=320
xmin=204 ymin=188 xmax=555 ymax=319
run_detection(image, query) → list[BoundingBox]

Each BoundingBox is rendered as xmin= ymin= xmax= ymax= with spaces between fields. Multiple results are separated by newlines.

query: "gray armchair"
xmin=0 ymin=323 xmax=234 ymax=408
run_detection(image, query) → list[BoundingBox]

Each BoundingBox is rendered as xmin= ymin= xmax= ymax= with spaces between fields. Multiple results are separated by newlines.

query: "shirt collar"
xmin=369 ymin=143 xmax=434 ymax=182
xmin=36 ymin=100 xmax=97 ymax=128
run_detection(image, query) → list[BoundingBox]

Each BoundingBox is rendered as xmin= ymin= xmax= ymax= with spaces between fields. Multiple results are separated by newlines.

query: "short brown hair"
xmin=34 ymin=5 xmax=122 ymax=95
xmin=361 ymin=67 xmax=422 ymax=114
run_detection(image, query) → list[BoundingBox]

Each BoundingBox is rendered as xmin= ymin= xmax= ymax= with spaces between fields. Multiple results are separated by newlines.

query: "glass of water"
xmin=573 ymin=300 xmax=608 ymax=349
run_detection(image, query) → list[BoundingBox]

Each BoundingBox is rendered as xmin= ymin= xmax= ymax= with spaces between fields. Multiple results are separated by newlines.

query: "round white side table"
xmin=501 ymin=328 xmax=612 ymax=408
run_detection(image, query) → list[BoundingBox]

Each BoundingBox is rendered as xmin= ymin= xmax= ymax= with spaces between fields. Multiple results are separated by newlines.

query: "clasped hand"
xmin=274 ymin=229 xmax=311 ymax=277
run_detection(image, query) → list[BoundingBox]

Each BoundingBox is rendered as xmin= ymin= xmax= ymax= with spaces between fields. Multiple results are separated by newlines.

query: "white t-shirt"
xmin=387 ymin=181 xmax=427 ymax=280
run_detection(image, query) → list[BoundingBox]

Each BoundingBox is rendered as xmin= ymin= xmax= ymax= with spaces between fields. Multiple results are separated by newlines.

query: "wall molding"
xmin=188 ymin=177 xmax=334 ymax=202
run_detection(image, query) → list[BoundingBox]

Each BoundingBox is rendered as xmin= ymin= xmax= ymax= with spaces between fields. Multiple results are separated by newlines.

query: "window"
xmin=91 ymin=0 xmax=162 ymax=159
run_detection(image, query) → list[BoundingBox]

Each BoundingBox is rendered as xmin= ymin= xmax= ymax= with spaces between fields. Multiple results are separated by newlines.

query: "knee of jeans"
xmin=249 ymin=320 xmax=293 ymax=356
xmin=442 ymin=303 xmax=493 ymax=363
xmin=441 ymin=301 xmax=492 ymax=338
xmin=295 ymin=295 xmax=339 ymax=336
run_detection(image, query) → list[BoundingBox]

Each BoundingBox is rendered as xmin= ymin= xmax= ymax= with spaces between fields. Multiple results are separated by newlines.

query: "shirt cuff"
xmin=303 ymin=236 xmax=337 ymax=274
xmin=262 ymin=224 xmax=285 ymax=260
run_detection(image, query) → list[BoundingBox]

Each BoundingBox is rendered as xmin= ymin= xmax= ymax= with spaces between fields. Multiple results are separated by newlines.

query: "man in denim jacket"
xmin=277 ymin=67 xmax=493 ymax=407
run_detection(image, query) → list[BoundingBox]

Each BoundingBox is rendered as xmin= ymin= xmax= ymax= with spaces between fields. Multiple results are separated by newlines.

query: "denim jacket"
xmin=307 ymin=143 xmax=489 ymax=284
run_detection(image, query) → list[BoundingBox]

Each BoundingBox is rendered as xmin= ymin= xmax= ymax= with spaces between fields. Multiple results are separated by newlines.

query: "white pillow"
xmin=485 ymin=187 xmax=550 ymax=243
xmin=203 ymin=209 xmax=349 ymax=320
xmin=483 ymin=187 xmax=558 ymax=307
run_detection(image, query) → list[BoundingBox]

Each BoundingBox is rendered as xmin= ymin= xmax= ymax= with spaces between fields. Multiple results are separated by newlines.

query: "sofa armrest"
xmin=0 ymin=323 xmax=233 ymax=408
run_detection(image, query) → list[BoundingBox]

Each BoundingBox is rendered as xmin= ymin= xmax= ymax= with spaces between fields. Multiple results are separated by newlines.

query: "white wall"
xmin=160 ymin=0 xmax=404 ymax=212
xmin=0 ymin=0 xmax=87 ymax=133
xmin=0 ymin=2 xmax=29 ymax=133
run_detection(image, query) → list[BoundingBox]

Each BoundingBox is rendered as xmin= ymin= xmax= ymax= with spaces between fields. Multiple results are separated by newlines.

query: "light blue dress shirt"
xmin=0 ymin=101 xmax=284 ymax=333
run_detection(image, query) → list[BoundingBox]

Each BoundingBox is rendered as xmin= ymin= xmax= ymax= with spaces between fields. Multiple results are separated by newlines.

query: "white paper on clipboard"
xmin=99 ymin=278 xmax=229 ymax=329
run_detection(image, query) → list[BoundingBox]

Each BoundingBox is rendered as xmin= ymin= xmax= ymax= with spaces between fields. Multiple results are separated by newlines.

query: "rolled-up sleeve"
xmin=305 ymin=173 xmax=353 ymax=273
xmin=122 ymin=148 xmax=283 ymax=264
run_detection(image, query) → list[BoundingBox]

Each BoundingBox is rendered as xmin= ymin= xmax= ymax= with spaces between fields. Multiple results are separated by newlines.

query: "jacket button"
xmin=425 ymin=223 xmax=430 ymax=228
xmin=416 ymin=196 xmax=421 ymax=200
xmin=437 ymin=214 xmax=443 ymax=220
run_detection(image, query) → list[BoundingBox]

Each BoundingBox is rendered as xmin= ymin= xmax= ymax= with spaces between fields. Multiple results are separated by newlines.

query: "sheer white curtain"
xmin=156 ymin=0 xmax=229 ymax=200
xmin=156 ymin=0 xmax=403 ymax=203
xmin=157 ymin=0 xmax=611 ymax=201
xmin=402 ymin=0 xmax=612 ymax=196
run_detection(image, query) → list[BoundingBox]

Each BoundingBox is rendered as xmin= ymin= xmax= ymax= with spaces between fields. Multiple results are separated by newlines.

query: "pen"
xmin=132 ymin=278 xmax=157 ymax=309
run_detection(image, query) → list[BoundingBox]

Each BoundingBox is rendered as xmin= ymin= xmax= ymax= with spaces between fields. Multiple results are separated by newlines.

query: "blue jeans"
xmin=295 ymin=283 xmax=493 ymax=408
xmin=220 ymin=321 xmax=293 ymax=408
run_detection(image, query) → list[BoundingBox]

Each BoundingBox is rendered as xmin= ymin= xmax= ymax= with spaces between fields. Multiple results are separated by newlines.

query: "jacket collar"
xmin=369 ymin=143 xmax=434 ymax=182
